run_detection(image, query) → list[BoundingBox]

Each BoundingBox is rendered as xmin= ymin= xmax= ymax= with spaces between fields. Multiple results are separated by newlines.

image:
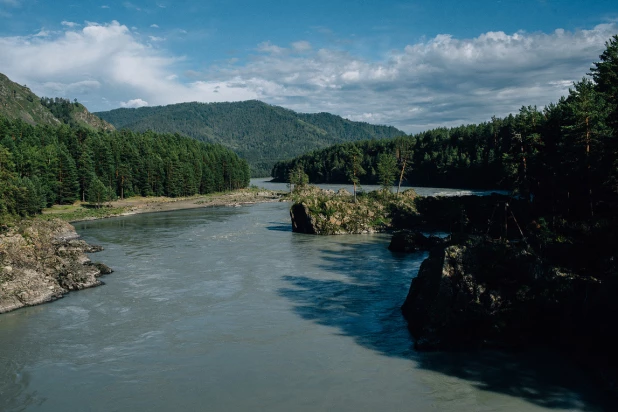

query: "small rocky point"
xmin=0 ymin=219 xmax=112 ymax=314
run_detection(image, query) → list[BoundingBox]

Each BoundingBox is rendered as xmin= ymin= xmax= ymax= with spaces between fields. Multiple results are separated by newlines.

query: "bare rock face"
xmin=0 ymin=219 xmax=112 ymax=314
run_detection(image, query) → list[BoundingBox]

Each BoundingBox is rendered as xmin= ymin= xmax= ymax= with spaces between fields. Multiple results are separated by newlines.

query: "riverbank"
xmin=41 ymin=187 xmax=286 ymax=222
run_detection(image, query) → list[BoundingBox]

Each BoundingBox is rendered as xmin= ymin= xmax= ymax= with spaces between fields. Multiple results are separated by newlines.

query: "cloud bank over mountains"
xmin=0 ymin=20 xmax=615 ymax=133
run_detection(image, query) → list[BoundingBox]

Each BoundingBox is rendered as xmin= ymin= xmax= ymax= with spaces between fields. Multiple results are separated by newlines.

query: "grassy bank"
xmin=34 ymin=187 xmax=285 ymax=223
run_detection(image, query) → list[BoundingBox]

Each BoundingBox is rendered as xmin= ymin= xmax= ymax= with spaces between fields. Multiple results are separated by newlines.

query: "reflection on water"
xmin=0 ymin=202 xmax=614 ymax=411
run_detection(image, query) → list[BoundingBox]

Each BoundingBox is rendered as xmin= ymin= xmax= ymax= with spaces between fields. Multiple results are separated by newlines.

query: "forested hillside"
xmin=0 ymin=72 xmax=115 ymax=132
xmin=95 ymin=100 xmax=404 ymax=177
xmin=272 ymin=114 xmax=529 ymax=189
xmin=274 ymin=34 xmax=618 ymax=220
xmin=0 ymin=117 xmax=250 ymax=220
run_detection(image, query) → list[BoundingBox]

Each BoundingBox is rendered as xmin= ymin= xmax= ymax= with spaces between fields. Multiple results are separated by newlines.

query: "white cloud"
xmin=61 ymin=21 xmax=80 ymax=28
xmin=257 ymin=41 xmax=285 ymax=55
xmin=0 ymin=20 xmax=615 ymax=132
xmin=292 ymin=40 xmax=311 ymax=52
xmin=41 ymin=80 xmax=101 ymax=96
xmin=101 ymin=5 xmax=110 ymax=9
xmin=150 ymin=24 xmax=159 ymax=28
xmin=209 ymin=23 xmax=617 ymax=132
xmin=33 ymin=28 xmax=50 ymax=37
xmin=0 ymin=21 xmax=256 ymax=109
xmin=120 ymin=98 xmax=149 ymax=108
xmin=149 ymin=35 xmax=165 ymax=42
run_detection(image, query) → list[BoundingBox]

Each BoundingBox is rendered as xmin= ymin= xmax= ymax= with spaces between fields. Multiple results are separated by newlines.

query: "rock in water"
xmin=290 ymin=203 xmax=316 ymax=234
xmin=93 ymin=262 xmax=114 ymax=275
xmin=289 ymin=185 xmax=417 ymax=235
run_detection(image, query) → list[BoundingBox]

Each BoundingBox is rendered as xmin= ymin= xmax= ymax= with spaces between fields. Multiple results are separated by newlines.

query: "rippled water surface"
xmin=0 ymin=201 xmax=614 ymax=411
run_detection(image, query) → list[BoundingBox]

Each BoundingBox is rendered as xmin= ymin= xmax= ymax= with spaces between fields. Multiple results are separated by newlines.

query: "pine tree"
xmin=394 ymin=137 xmax=412 ymax=194
xmin=562 ymin=78 xmax=611 ymax=217
xmin=288 ymin=164 xmax=309 ymax=193
xmin=345 ymin=145 xmax=366 ymax=203
xmin=56 ymin=145 xmax=79 ymax=204
xmin=590 ymin=34 xmax=618 ymax=130
xmin=87 ymin=176 xmax=109 ymax=208
xmin=376 ymin=152 xmax=397 ymax=197
xmin=77 ymin=149 xmax=95 ymax=202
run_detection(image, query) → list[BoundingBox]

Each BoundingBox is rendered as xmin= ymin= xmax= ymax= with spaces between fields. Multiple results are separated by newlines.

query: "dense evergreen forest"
xmin=0 ymin=117 xmax=250 ymax=220
xmin=95 ymin=100 xmax=404 ymax=177
xmin=273 ymin=35 xmax=618 ymax=220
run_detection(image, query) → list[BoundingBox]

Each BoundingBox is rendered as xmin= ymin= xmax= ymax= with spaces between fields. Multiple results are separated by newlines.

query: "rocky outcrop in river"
xmin=290 ymin=186 xmax=418 ymax=235
xmin=0 ymin=219 xmax=112 ymax=314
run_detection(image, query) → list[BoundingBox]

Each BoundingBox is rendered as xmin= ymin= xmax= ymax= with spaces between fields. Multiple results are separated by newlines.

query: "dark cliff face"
xmin=401 ymin=237 xmax=616 ymax=352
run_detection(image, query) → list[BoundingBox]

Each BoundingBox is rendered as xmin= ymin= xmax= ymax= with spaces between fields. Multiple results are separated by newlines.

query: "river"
xmin=0 ymin=186 xmax=614 ymax=411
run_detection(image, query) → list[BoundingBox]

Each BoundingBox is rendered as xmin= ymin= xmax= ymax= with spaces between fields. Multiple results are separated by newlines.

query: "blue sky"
xmin=0 ymin=0 xmax=616 ymax=133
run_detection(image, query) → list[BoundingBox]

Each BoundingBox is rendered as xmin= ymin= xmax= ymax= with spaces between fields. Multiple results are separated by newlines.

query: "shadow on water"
xmin=278 ymin=237 xmax=616 ymax=411
xmin=266 ymin=222 xmax=293 ymax=232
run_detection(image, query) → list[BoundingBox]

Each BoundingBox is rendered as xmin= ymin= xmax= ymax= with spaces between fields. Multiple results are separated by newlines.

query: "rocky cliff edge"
xmin=0 ymin=219 xmax=112 ymax=314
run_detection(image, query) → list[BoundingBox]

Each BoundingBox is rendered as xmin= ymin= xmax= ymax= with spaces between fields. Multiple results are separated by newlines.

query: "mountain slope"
xmin=0 ymin=72 xmax=115 ymax=131
xmin=95 ymin=100 xmax=405 ymax=176
xmin=0 ymin=73 xmax=60 ymax=126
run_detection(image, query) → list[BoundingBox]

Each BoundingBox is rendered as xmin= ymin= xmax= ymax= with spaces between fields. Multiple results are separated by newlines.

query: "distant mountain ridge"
xmin=0 ymin=72 xmax=114 ymax=131
xmin=95 ymin=100 xmax=405 ymax=177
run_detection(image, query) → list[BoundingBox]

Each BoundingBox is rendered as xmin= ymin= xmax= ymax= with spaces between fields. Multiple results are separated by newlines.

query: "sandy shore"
xmin=42 ymin=189 xmax=288 ymax=222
